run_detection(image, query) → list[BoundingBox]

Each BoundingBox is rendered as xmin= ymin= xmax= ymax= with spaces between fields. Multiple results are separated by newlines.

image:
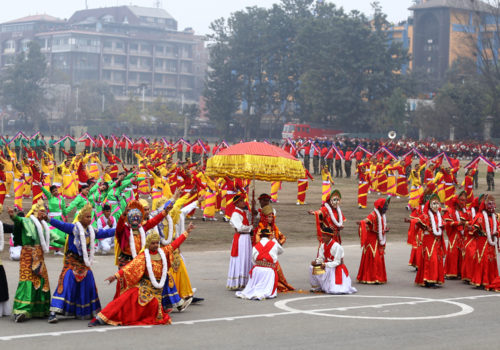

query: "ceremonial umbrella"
xmin=205 ymin=141 xmax=304 ymax=182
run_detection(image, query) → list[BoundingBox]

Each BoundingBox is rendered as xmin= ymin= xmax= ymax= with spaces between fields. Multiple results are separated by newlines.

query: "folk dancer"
xmin=357 ymin=198 xmax=390 ymax=284
xmin=310 ymin=227 xmax=357 ymax=294
xmin=47 ymin=204 xmax=116 ymax=323
xmin=227 ymin=193 xmax=254 ymax=290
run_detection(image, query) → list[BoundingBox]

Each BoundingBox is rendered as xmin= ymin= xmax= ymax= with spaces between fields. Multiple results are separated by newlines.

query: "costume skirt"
xmin=227 ymin=234 xmax=252 ymax=290
xmin=236 ymin=266 xmax=276 ymax=300
xmin=50 ymin=260 xmax=101 ymax=319
xmin=311 ymin=265 xmax=357 ymax=294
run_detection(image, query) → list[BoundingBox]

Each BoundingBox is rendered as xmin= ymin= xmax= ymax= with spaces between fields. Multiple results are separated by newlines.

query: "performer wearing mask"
xmin=357 ymin=198 xmax=390 ymax=284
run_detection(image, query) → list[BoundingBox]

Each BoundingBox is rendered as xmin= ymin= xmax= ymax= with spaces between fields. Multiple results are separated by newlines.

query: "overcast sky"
xmin=0 ymin=0 xmax=412 ymax=34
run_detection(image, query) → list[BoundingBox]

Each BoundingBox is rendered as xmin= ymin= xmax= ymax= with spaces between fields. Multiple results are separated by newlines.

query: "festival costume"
xmin=357 ymin=202 xmax=388 ymax=284
xmin=312 ymin=201 xmax=345 ymax=244
xmin=443 ymin=205 xmax=467 ymax=278
xmin=321 ymin=168 xmax=333 ymax=204
xmin=236 ymin=237 xmax=283 ymax=300
xmin=357 ymin=163 xmax=369 ymax=208
xmin=97 ymin=234 xmax=187 ymax=326
xmin=48 ymin=219 xmax=115 ymax=319
xmin=462 ymin=206 xmax=477 ymax=282
xmin=297 ymin=169 xmax=313 ymax=205
xmin=408 ymin=166 xmax=425 ymax=209
xmin=414 ymin=206 xmax=446 ymax=286
xmin=227 ymin=207 xmax=253 ymax=290
xmin=11 ymin=213 xmax=62 ymax=319
xmin=270 ymin=181 xmax=281 ymax=203
xmin=310 ymin=239 xmax=357 ymax=294
xmin=254 ymin=215 xmax=294 ymax=292
xmin=470 ymin=210 xmax=499 ymax=290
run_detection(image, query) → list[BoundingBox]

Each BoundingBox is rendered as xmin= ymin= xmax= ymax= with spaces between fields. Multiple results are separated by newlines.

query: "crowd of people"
xmin=0 ymin=133 xmax=498 ymax=328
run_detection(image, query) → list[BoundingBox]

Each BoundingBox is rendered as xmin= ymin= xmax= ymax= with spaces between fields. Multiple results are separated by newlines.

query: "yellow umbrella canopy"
xmin=205 ymin=141 xmax=304 ymax=182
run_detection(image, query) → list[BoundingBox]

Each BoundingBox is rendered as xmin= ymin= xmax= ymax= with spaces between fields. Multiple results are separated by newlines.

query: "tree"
xmin=204 ymin=18 xmax=241 ymax=139
xmin=1 ymin=41 xmax=47 ymax=129
xmin=374 ymin=87 xmax=408 ymax=134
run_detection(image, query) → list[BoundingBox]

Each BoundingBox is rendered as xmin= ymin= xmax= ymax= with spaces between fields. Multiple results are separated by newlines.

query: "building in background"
xmin=0 ymin=5 xmax=208 ymax=105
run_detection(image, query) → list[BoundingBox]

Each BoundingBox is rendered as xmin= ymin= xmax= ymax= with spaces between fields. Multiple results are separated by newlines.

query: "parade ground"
xmin=1 ymin=166 xmax=500 ymax=349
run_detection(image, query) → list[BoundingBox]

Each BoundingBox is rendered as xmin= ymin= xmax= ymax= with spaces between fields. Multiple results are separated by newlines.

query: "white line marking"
xmin=1 ymin=294 xmax=498 ymax=341
xmin=274 ymin=295 xmax=475 ymax=320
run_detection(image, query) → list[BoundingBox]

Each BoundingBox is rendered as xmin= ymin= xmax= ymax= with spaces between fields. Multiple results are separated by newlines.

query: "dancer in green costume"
xmin=9 ymin=202 xmax=65 ymax=322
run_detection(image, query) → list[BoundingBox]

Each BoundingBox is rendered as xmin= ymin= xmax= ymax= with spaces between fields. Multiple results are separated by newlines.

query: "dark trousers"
xmin=313 ymin=156 xmax=319 ymax=175
xmin=303 ymin=155 xmax=310 ymax=172
xmin=344 ymin=160 xmax=351 ymax=178
xmin=334 ymin=159 xmax=342 ymax=177
xmin=474 ymin=170 xmax=479 ymax=189
xmin=487 ymin=172 xmax=495 ymax=191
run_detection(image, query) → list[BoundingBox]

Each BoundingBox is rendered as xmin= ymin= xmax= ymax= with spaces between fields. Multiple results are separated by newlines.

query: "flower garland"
xmin=144 ymin=248 xmax=168 ymax=289
xmin=482 ymin=210 xmax=498 ymax=246
xmin=325 ymin=202 xmax=343 ymax=228
xmin=428 ymin=209 xmax=442 ymax=236
xmin=374 ymin=208 xmax=387 ymax=245
xmin=76 ymin=222 xmax=95 ymax=267
xmin=129 ymin=225 xmax=146 ymax=258
xmin=30 ymin=216 xmax=51 ymax=253
xmin=164 ymin=214 xmax=174 ymax=244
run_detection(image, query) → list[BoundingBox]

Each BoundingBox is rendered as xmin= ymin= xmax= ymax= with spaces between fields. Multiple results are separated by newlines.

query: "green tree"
xmin=204 ymin=18 xmax=240 ymax=139
xmin=375 ymin=87 xmax=408 ymax=134
xmin=1 ymin=41 xmax=47 ymax=129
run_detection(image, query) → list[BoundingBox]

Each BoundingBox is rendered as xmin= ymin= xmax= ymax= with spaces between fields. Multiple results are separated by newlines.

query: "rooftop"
xmin=409 ymin=0 xmax=493 ymax=12
xmin=3 ymin=14 xmax=64 ymax=24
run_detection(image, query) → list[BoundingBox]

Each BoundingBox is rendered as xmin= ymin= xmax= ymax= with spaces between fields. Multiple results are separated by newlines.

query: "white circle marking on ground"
xmin=274 ymin=295 xmax=474 ymax=320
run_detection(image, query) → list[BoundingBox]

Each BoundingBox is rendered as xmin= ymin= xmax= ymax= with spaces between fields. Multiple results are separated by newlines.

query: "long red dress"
xmin=414 ymin=210 xmax=445 ymax=286
xmin=470 ymin=211 xmax=499 ymax=291
xmin=407 ymin=206 xmax=423 ymax=268
xmin=357 ymin=210 xmax=387 ymax=284
xmin=98 ymin=234 xmax=186 ymax=326
xmin=443 ymin=207 xmax=467 ymax=278
xmin=461 ymin=207 xmax=477 ymax=282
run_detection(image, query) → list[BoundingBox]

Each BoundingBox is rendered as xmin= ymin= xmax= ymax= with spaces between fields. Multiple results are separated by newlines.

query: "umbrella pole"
xmin=251 ymin=176 xmax=256 ymax=226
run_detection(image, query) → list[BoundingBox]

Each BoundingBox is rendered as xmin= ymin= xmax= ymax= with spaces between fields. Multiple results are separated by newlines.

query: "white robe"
xmin=310 ymin=240 xmax=357 ymax=294
xmin=227 ymin=208 xmax=253 ymax=290
xmin=236 ymin=238 xmax=283 ymax=300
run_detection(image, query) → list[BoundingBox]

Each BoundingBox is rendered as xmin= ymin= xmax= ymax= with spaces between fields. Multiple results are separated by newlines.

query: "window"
xmin=129 ymin=57 xmax=138 ymax=66
xmin=104 ymin=40 xmax=112 ymax=48
xmin=130 ymin=43 xmax=138 ymax=51
xmin=115 ymin=41 xmax=124 ymax=50
xmin=114 ymin=55 xmax=125 ymax=65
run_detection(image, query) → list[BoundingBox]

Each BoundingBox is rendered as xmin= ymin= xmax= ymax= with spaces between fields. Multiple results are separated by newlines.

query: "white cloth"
xmin=97 ymin=216 xmax=116 ymax=254
xmin=310 ymin=241 xmax=357 ymax=294
xmin=236 ymin=238 xmax=283 ymax=300
xmin=226 ymin=234 xmax=252 ymax=290
xmin=0 ymin=300 xmax=11 ymax=316
xmin=176 ymin=201 xmax=199 ymax=235
xmin=229 ymin=209 xmax=253 ymax=233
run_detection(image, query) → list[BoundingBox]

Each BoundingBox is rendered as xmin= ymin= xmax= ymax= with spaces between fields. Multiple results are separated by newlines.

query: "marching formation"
xmin=0 ymin=132 xmax=499 ymax=328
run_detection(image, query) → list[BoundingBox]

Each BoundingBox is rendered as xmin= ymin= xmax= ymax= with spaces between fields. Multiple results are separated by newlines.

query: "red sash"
xmin=230 ymin=208 xmax=249 ymax=257
xmin=324 ymin=240 xmax=348 ymax=285
xmin=335 ymin=264 xmax=349 ymax=285
xmin=250 ymin=240 xmax=278 ymax=294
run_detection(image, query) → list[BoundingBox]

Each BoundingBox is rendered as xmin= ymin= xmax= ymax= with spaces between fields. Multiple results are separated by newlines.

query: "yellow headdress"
xmin=27 ymin=199 xmax=46 ymax=217
xmin=145 ymin=232 xmax=161 ymax=247
xmin=79 ymin=203 xmax=93 ymax=219
xmin=139 ymin=199 xmax=150 ymax=210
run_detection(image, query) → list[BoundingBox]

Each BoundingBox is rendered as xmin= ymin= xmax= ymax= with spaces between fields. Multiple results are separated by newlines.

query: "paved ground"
xmin=1 ymin=240 xmax=499 ymax=349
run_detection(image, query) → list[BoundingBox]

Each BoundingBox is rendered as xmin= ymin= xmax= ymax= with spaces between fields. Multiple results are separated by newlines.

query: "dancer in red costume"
xmin=443 ymin=191 xmax=469 ymax=279
xmin=470 ymin=194 xmax=500 ymax=291
xmin=308 ymin=189 xmax=345 ymax=244
xmin=357 ymin=197 xmax=390 ymax=284
xmin=414 ymin=194 xmax=446 ymax=287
